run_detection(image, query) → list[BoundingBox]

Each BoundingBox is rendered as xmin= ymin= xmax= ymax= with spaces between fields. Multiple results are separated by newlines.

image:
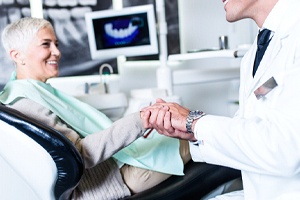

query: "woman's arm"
xmin=8 ymin=98 xmax=145 ymax=168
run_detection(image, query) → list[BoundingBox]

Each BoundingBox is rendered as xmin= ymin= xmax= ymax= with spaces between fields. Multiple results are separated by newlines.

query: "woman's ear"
xmin=10 ymin=49 xmax=25 ymax=65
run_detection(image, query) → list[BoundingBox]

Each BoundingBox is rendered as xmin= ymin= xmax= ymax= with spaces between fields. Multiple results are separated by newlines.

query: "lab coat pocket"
xmin=252 ymin=76 xmax=282 ymax=118
xmin=254 ymin=77 xmax=278 ymax=100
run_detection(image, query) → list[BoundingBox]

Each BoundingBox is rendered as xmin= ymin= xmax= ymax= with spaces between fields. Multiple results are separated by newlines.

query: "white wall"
xmin=50 ymin=1 xmax=258 ymax=118
xmin=118 ymin=59 xmax=240 ymax=117
xmin=172 ymin=0 xmax=258 ymax=116
xmin=178 ymin=0 xmax=257 ymax=53
xmin=119 ymin=0 xmax=258 ymax=117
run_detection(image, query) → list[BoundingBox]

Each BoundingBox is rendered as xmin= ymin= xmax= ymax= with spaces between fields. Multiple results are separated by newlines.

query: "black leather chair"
xmin=0 ymin=104 xmax=84 ymax=200
xmin=126 ymin=161 xmax=241 ymax=200
xmin=0 ymin=104 xmax=241 ymax=200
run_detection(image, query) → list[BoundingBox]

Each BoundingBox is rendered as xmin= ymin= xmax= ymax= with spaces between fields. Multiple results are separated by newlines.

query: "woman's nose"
xmin=52 ymin=45 xmax=61 ymax=58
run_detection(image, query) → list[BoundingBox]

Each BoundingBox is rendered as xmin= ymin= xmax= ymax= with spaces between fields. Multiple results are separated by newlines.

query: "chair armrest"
xmin=125 ymin=160 xmax=241 ymax=200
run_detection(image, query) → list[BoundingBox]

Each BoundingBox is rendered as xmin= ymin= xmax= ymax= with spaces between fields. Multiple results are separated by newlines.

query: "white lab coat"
xmin=191 ymin=0 xmax=300 ymax=199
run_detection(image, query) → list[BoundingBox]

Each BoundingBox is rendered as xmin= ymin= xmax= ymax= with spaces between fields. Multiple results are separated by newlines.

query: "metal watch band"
xmin=186 ymin=110 xmax=205 ymax=134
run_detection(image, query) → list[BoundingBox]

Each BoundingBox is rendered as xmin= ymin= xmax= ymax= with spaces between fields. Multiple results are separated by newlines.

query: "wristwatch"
xmin=186 ymin=110 xmax=206 ymax=134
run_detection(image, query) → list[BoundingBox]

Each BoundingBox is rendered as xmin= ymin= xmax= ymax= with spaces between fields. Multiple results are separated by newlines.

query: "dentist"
xmin=143 ymin=0 xmax=300 ymax=199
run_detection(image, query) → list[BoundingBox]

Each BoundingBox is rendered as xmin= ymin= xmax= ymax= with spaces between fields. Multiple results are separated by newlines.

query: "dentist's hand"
xmin=142 ymin=98 xmax=197 ymax=141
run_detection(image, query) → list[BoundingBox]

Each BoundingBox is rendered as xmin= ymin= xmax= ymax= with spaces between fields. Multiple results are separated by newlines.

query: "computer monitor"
xmin=85 ymin=4 xmax=159 ymax=60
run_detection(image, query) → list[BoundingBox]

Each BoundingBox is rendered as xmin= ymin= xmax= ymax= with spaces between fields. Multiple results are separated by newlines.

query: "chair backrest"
xmin=0 ymin=104 xmax=84 ymax=200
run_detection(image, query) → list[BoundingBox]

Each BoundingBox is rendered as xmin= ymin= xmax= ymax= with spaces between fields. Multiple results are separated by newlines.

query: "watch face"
xmin=189 ymin=110 xmax=195 ymax=116
xmin=190 ymin=111 xmax=195 ymax=117
xmin=190 ymin=110 xmax=203 ymax=119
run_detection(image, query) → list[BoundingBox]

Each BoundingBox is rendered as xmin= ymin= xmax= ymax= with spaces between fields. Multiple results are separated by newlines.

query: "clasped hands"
xmin=140 ymin=98 xmax=197 ymax=141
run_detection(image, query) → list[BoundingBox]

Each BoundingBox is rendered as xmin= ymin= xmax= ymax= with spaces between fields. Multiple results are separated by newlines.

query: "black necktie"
xmin=252 ymin=29 xmax=272 ymax=77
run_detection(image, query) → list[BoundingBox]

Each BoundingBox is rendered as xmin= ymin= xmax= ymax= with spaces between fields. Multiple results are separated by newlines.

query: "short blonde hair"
xmin=1 ymin=17 xmax=53 ymax=54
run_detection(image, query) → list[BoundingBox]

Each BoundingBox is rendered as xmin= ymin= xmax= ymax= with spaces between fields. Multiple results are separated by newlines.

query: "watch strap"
xmin=186 ymin=110 xmax=205 ymax=134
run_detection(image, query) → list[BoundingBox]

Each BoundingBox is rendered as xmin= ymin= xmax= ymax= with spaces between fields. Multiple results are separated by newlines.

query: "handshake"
xmin=140 ymin=98 xmax=206 ymax=142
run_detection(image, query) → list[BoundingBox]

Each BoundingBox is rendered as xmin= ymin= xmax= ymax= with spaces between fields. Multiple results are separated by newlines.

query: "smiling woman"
xmin=2 ymin=18 xmax=60 ymax=82
xmin=19 ymin=27 xmax=60 ymax=82
xmin=0 ymin=17 xmax=190 ymax=200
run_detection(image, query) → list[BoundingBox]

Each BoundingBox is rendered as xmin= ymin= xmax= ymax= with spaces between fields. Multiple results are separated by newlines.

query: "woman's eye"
xmin=42 ymin=42 xmax=50 ymax=46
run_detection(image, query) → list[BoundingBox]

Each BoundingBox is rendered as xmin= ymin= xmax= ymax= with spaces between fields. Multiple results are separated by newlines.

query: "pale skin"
xmin=142 ymin=0 xmax=279 ymax=140
xmin=9 ymin=26 xmax=61 ymax=83
xmin=141 ymin=98 xmax=197 ymax=141
xmin=222 ymin=0 xmax=278 ymax=28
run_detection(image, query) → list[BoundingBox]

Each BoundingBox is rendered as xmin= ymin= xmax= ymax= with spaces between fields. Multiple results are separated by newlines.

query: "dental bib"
xmin=0 ymin=77 xmax=183 ymax=175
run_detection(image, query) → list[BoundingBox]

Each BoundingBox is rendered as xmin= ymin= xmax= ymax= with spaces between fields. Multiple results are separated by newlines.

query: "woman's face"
xmin=21 ymin=26 xmax=61 ymax=82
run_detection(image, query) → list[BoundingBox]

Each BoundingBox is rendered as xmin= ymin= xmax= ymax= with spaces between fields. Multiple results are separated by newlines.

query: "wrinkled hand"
xmin=140 ymin=110 xmax=152 ymax=130
xmin=141 ymin=98 xmax=197 ymax=141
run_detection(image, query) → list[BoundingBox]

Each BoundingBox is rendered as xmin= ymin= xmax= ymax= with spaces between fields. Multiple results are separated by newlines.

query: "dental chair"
xmin=0 ymin=104 xmax=84 ymax=200
xmin=0 ymin=104 xmax=241 ymax=200
xmin=126 ymin=163 xmax=241 ymax=200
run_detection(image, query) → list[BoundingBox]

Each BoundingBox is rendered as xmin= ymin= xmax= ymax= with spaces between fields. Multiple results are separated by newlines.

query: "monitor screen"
xmin=85 ymin=5 xmax=158 ymax=60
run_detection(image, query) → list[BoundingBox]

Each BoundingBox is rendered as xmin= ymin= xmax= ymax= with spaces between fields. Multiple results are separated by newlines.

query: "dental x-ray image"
xmin=96 ymin=13 xmax=150 ymax=50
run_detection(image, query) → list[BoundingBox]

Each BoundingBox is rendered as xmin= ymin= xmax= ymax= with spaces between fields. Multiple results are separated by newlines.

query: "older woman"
xmin=0 ymin=17 xmax=190 ymax=199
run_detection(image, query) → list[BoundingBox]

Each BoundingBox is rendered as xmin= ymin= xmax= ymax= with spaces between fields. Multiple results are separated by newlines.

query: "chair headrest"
xmin=0 ymin=104 xmax=84 ymax=200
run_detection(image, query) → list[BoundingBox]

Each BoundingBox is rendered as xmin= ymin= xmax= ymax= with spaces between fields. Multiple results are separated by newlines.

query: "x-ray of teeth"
xmin=44 ymin=0 xmax=57 ymax=7
xmin=7 ymin=7 xmax=21 ymax=22
xmin=58 ymin=0 xmax=78 ymax=7
xmin=0 ymin=12 xmax=13 ymax=84
xmin=2 ymin=0 xmax=14 ymax=5
xmin=78 ymin=0 xmax=97 ymax=6
xmin=48 ymin=8 xmax=85 ymax=46
xmin=123 ymin=0 xmax=154 ymax=7
xmin=71 ymin=7 xmax=92 ymax=37
xmin=16 ymin=0 xmax=29 ymax=5
xmin=71 ymin=7 xmax=92 ymax=19
xmin=21 ymin=7 xmax=32 ymax=17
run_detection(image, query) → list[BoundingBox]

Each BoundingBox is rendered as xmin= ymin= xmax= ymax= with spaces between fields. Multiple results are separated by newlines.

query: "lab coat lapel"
xmin=251 ymin=36 xmax=281 ymax=86
xmin=245 ymin=0 xmax=300 ymax=98
xmin=246 ymin=16 xmax=298 ymax=98
xmin=242 ymin=44 xmax=257 ymax=96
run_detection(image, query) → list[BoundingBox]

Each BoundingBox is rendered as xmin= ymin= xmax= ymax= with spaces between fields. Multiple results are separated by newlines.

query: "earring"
xmin=21 ymin=60 xmax=25 ymax=65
